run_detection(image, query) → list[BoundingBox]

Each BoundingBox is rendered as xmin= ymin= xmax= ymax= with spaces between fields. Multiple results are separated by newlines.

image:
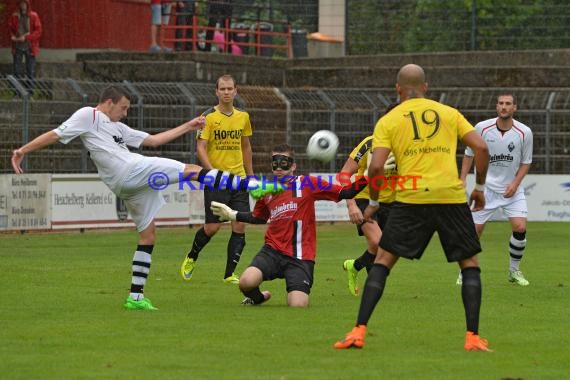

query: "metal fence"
xmin=1 ymin=77 xmax=569 ymax=176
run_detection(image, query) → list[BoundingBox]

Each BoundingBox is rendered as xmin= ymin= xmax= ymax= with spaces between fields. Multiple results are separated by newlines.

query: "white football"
xmin=306 ymin=130 xmax=339 ymax=163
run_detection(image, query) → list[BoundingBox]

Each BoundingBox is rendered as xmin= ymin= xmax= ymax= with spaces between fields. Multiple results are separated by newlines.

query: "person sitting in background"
xmin=204 ymin=0 xmax=232 ymax=53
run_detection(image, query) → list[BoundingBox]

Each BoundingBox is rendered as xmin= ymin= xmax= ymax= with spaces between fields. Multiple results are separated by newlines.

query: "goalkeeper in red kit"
xmin=210 ymin=143 xmax=367 ymax=307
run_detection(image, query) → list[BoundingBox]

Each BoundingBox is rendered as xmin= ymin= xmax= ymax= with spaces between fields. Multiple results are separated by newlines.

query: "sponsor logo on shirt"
xmin=213 ymin=130 xmax=243 ymax=140
xmin=489 ymin=153 xmax=514 ymax=163
xmin=113 ymin=136 xmax=125 ymax=146
xmin=270 ymin=201 xmax=298 ymax=219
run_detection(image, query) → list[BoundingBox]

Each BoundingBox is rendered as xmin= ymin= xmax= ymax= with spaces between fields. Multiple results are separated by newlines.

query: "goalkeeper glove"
xmin=210 ymin=201 xmax=237 ymax=221
xmin=248 ymin=181 xmax=287 ymax=200
xmin=384 ymin=153 xmax=396 ymax=171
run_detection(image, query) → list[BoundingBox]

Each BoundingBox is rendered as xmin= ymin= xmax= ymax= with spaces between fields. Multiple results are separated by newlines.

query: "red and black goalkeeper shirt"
xmin=252 ymin=175 xmax=343 ymax=262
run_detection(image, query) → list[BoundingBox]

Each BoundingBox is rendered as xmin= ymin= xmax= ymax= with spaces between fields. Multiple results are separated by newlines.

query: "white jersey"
xmin=53 ymin=107 xmax=149 ymax=193
xmin=465 ymin=117 xmax=533 ymax=194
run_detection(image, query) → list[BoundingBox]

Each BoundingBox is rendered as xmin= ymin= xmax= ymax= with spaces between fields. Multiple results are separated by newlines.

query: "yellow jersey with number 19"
xmin=197 ymin=106 xmax=252 ymax=177
xmin=372 ymin=98 xmax=474 ymax=204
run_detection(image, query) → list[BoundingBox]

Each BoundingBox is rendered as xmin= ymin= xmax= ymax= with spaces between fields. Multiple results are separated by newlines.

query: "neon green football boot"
xmin=249 ymin=182 xmax=287 ymax=200
xmin=343 ymin=259 xmax=359 ymax=296
xmin=124 ymin=296 xmax=158 ymax=311
xmin=180 ymin=257 xmax=196 ymax=281
xmin=223 ymin=273 xmax=240 ymax=284
xmin=508 ymin=270 xmax=530 ymax=286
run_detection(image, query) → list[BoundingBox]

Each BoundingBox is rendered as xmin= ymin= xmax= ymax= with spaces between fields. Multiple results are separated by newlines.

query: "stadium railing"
xmin=1 ymin=78 xmax=569 ymax=175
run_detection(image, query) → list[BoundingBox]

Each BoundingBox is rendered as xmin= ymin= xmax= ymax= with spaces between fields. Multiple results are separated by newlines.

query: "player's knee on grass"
xmin=287 ymin=291 xmax=309 ymax=308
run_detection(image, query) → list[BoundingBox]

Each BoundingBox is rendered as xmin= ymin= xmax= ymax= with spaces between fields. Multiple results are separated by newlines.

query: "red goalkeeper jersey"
xmin=252 ymin=175 xmax=343 ymax=262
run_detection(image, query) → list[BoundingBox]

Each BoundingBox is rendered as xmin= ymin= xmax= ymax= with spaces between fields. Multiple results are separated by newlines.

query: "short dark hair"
xmin=497 ymin=92 xmax=517 ymax=105
xmin=272 ymin=143 xmax=295 ymax=158
xmin=99 ymin=85 xmax=130 ymax=104
xmin=216 ymin=74 xmax=236 ymax=89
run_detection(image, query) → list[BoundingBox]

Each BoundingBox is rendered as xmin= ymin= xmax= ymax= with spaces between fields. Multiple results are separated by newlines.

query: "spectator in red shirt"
xmin=210 ymin=143 xmax=367 ymax=307
xmin=8 ymin=0 xmax=42 ymax=92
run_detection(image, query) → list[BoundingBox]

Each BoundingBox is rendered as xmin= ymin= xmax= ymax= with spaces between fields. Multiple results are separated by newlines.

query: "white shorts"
xmin=118 ymin=156 xmax=185 ymax=231
xmin=472 ymin=188 xmax=528 ymax=225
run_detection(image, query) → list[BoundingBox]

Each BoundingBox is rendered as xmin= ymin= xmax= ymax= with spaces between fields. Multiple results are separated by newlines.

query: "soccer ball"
xmin=306 ymin=130 xmax=339 ymax=163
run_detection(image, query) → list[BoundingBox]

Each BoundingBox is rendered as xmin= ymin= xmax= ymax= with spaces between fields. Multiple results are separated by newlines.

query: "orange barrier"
xmin=161 ymin=15 xmax=292 ymax=58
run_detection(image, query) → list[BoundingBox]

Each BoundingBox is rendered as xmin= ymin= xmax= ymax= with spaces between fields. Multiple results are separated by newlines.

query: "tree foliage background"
xmin=347 ymin=0 xmax=570 ymax=54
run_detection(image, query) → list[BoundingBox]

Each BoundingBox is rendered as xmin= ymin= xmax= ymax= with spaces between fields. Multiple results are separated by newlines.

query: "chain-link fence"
xmin=1 ymin=78 xmax=569 ymax=175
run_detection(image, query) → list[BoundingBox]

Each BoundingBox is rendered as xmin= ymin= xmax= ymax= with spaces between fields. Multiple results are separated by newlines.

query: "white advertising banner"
xmin=188 ymin=189 xmax=206 ymax=224
xmin=520 ymin=175 xmax=570 ymax=221
xmin=0 ymin=174 xmax=51 ymax=231
xmin=51 ymin=174 xmax=191 ymax=229
xmin=2 ymin=173 xmax=566 ymax=233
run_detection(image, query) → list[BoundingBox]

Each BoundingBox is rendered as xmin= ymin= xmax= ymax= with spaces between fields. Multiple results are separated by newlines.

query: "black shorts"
xmin=203 ymin=188 xmax=250 ymax=223
xmin=379 ymin=202 xmax=481 ymax=262
xmin=377 ymin=202 xmax=392 ymax=230
xmin=249 ymin=245 xmax=315 ymax=294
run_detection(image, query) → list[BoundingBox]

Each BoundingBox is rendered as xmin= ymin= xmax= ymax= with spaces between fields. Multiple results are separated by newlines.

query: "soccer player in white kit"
xmin=11 ymin=85 xmax=277 ymax=310
xmin=460 ymin=93 xmax=533 ymax=286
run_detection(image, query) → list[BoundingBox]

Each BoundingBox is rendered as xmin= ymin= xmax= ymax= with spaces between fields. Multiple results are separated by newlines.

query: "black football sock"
xmin=187 ymin=227 xmax=211 ymax=260
xmin=225 ymin=232 xmax=245 ymax=278
xmin=509 ymin=231 xmax=527 ymax=272
xmin=461 ymin=266 xmax=482 ymax=334
xmin=354 ymin=250 xmax=376 ymax=272
xmin=243 ymin=288 xmax=265 ymax=304
xmin=197 ymin=169 xmax=255 ymax=190
xmin=356 ymin=263 xmax=390 ymax=326
xmin=130 ymin=245 xmax=153 ymax=299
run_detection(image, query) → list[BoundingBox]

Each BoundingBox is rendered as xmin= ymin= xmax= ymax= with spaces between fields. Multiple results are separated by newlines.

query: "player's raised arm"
xmin=142 ymin=115 xmax=205 ymax=148
xmin=11 ymin=130 xmax=60 ymax=174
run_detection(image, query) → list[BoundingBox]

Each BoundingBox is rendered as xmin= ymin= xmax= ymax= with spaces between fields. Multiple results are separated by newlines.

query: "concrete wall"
xmin=75 ymin=49 xmax=570 ymax=88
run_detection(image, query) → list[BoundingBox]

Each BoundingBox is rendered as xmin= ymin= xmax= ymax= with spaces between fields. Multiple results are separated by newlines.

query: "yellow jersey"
xmin=372 ymin=98 xmax=474 ymax=204
xmin=349 ymin=136 xmax=396 ymax=203
xmin=197 ymin=106 xmax=252 ymax=177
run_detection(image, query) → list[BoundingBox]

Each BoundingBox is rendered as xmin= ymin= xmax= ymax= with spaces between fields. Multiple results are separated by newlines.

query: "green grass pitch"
xmin=1 ymin=222 xmax=568 ymax=379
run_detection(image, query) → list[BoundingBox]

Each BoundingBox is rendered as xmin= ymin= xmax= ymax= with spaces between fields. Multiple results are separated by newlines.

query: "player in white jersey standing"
xmin=11 ymin=85 xmax=278 ymax=310
xmin=459 ymin=93 xmax=533 ymax=286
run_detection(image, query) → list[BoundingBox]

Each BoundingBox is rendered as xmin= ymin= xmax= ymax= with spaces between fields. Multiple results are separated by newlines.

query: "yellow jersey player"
xmin=181 ymin=74 xmax=254 ymax=284
xmin=334 ymin=64 xmax=492 ymax=352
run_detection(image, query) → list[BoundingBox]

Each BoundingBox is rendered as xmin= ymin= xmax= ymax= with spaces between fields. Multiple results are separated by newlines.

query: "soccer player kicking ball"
xmin=458 ymin=93 xmax=533 ymax=287
xmin=210 ymin=143 xmax=367 ymax=307
xmin=11 ymin=85 xmax=280 ymax=311
xmin=333 ymin=64 xmax=493 ymax=352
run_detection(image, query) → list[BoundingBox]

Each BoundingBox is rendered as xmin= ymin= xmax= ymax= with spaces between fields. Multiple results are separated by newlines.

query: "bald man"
xmin=334 ymin=64 xmax=493 ymax=352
